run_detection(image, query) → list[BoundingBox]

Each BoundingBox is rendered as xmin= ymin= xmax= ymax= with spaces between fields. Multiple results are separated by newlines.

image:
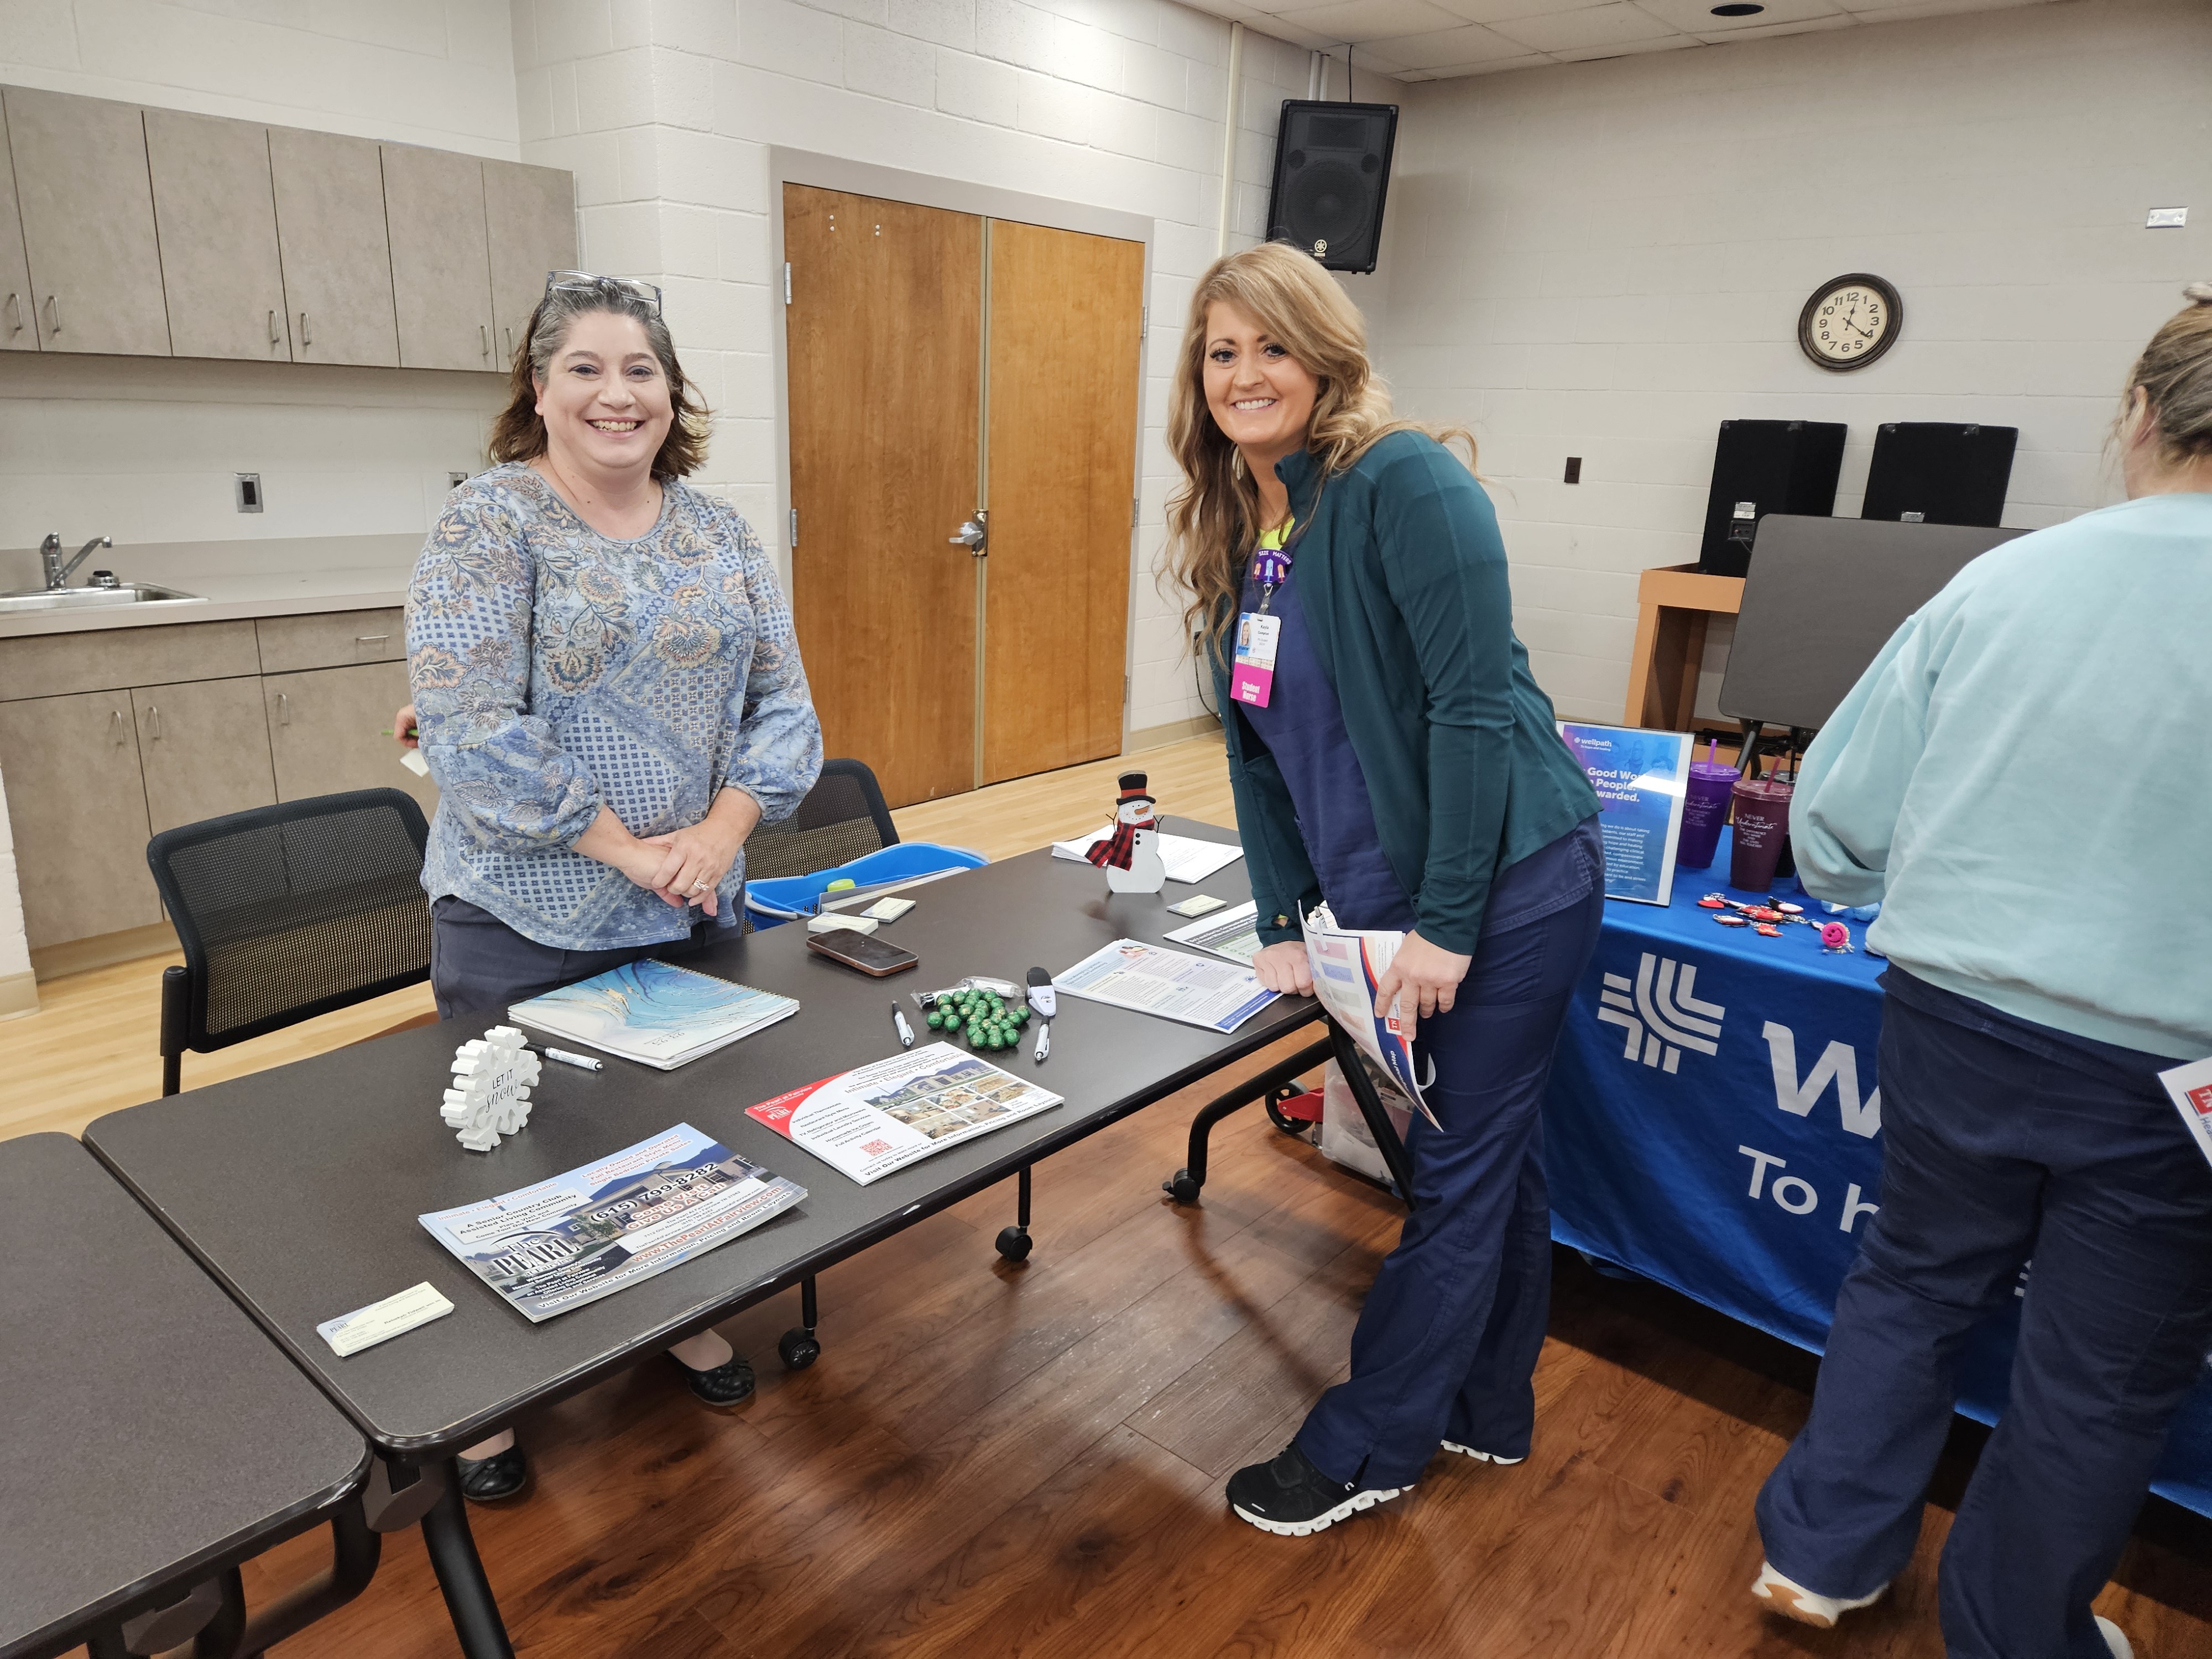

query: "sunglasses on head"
xmin=542 ymin=270 xmax=664 ymax=316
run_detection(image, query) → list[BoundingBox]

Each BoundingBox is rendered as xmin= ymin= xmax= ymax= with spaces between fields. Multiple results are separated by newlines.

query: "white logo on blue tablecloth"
xmin=1597 ymin=953 xmax=1725 ymax=1073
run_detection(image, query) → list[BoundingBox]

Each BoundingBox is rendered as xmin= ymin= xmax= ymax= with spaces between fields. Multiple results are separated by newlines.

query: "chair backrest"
xmin=147 ymin=789 xmax=432 ymax=1058
xmin=743 ymin=759 xmax=898 ymax=882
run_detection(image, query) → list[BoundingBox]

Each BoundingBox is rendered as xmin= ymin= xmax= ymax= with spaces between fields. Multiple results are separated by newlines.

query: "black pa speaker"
xmin=1266 ymin=101 xmax=1398 ymax=275
xmin=1698 ymin=419 xmax=1848 ymax=577
xmin=1861 ymin=422 xmax=2017 ymax=528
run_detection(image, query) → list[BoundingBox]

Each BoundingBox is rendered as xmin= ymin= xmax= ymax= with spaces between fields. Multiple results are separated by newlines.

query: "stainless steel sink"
xmin=0 ymin=583 xmax=207 ymax=613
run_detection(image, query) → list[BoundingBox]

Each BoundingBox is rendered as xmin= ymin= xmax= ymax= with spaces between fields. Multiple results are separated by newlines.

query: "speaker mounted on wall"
xmin=1697 ymin=419 xmax=1849 ymax=578
xmin=1266 ymin=101 xmax=1399 ymax=275
xmin=1861 ymin=422 xmax=2017 ymax=528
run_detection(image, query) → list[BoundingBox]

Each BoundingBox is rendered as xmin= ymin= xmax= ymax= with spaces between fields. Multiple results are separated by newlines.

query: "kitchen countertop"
xmin=0 ymin=534 xmax=416 ymax=639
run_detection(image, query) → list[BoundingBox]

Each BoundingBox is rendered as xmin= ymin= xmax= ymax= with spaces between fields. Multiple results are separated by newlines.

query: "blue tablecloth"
xmin=1542 ymin=828 xmax=2212 ymax=1517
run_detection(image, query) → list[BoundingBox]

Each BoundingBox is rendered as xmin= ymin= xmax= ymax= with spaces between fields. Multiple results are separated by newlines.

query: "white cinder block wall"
xmin=1363 ymin=0 xmax=2212 ymax=723
xmin=509 ymin=0 xmax=1381 ymax=741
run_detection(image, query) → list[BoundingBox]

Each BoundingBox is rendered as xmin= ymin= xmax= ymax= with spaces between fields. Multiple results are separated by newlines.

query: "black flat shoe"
xmin=674 ymin=1351 xmax=755 ymax=1410
xmin=1226 ymin=1442 xmax=1402 ymax=1536
xmin=456 ymin=1445 xmax=530 ymax=1504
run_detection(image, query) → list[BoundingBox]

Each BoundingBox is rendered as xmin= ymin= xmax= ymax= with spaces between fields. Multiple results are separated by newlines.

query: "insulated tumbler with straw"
xmin=1729 ymin=772 xmax=1796 ymax=893
xmin=1676 ymin=739 xmax=1739 ymax=871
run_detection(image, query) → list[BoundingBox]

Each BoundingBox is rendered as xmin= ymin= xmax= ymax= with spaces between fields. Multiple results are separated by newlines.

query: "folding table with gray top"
xmin=83 ymin=821 xmax=1337 ymax=1658
xmin=0 ymin=1135 xmax=375 ymax=1659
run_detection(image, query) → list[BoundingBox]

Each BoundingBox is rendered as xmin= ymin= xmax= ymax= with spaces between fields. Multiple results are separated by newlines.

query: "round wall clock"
xmin=1798 ymin=274 xmax=1902 ymax=371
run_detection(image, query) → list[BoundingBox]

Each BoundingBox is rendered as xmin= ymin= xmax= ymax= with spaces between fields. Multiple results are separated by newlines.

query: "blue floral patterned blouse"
xmin=406 ymin=463 xmax=822 ymax=950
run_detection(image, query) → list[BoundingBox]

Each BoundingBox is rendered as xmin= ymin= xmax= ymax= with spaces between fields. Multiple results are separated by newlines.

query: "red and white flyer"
xmin=2159 ymin=1056 xmax=2212 ymax=1171
xmin=745 ymin=1042 xmax=1063 ymax=1186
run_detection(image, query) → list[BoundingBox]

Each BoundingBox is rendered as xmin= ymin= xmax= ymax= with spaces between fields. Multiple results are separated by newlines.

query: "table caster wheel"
xmin=995 ymin=1225 xmax=1032 ymax=1262
xmin=1164 ymin=1170 xmax=1201 ymax=1205
xmin=778 ymin=1328 xmax=821 ymax=1370
xmin=1265 ymin=1094 xmax=1307 ymax=1136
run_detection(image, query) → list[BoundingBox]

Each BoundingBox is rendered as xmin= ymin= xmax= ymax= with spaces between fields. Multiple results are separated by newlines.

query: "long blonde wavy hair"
xmin=1165 ymin=242 xmax=1473 ymax=660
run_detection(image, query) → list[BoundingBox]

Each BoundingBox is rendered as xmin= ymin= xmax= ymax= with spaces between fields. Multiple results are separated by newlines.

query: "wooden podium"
xmin=1623 ymin=563 xmax=1743 ymax=731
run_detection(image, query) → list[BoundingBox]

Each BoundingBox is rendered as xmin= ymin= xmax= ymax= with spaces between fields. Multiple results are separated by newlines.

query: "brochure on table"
xmin=1556 ymin=721 xmax=1692 ymax=906
xmin=2161 ymin=1057 xmax=2212 ymax=1171
xmin=747 ymin=1042 xmax=1064 ymax=1186
xmin=1053 ymin=938 xmax=1279 ymax=1034
xmin=509 ymin=958 xmax=798 ymax=1070
xmin=419 ymin=1125 xmax=806 ymax=1323
xmin=1050 ymin=828 xmax=1244 ymax=885
xmin=1164 ymin=899 xmax=1264 ymax=966
xmin=1300 ymin=902 xmax=1441 ymax=1129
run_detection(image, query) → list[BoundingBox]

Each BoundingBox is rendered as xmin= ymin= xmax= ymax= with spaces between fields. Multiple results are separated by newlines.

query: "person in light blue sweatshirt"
xmin=1750 ymin=285 xmax=2212 ymax=1659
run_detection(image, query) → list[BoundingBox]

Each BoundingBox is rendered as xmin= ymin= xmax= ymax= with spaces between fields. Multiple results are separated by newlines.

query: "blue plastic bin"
xmin=743 ymin=841 xmax=987 ymax=928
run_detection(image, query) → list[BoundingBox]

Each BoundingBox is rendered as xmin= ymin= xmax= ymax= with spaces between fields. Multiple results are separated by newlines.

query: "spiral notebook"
xmin=509 ymin=959 xmax=799 ymax=1070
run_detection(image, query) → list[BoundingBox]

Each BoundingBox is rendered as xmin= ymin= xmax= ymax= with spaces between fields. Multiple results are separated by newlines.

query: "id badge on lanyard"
xmin=1229 ymin=609 xmax=1281 ymax=708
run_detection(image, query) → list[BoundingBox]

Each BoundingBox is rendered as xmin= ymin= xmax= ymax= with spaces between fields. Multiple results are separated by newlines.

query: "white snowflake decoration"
xmin=440 ymin=1025 xmax=542 ymax=1152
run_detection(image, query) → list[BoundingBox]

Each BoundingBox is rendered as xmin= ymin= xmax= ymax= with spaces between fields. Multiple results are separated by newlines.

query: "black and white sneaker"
xmin=1226 ymin=1442 xmax=1402 ymax=1536
xmin=1440 ymin=1440 xmax=1525 ymax=1465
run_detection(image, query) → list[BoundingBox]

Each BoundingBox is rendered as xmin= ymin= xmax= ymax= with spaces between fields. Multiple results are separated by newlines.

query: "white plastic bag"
xmin=1318 ymin=1055 xmax=1414 ymax=1186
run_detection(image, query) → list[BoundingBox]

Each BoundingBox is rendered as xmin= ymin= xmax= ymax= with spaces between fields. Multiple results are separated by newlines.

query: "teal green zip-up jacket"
xmin=1213 ymin=431 xmax=1599 ymax=955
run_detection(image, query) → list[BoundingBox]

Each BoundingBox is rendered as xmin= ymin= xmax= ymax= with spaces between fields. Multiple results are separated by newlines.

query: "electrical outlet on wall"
xmin=448 ymin=471 xmax=469 ymax=489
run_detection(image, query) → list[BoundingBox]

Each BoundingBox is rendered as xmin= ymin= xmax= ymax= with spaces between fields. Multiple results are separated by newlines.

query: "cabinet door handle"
xmin=503 ymin=325 xmax=513 ymax=359
xmin=300 ymin=310 xmax=311 ymax=347
xmin=146 ymin=705 xmax=161 ymax=740
xmin=355 ymin=634 xmax=389 ymax=645
xmin=480 ymin=323 xmax=489 ymax=358
xmin=4 ymin=292 xmax=19 ymax=335
xmin=44 ymin=293 xmax=59 ymax=336
xmin=277 ymin=692 xmax=290 ymax=726
xmin=111 ymin=708 xmax=125 ymax=745
xmin=269 ymin=308 xmax=281 ymax=347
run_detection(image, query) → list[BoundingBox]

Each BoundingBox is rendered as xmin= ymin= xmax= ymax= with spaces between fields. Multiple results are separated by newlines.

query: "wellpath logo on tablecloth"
xmin=1597 ymin=953 xmax=1725 ymax=1073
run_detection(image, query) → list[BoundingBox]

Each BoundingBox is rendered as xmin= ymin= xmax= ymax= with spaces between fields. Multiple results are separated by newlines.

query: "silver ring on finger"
xmin=690 ymin=878 xmax=708 ymax=893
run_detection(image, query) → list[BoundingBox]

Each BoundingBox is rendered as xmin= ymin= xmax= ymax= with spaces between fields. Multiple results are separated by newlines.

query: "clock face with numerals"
xmin=1798 ymin=274 xmax=1902 ymax=371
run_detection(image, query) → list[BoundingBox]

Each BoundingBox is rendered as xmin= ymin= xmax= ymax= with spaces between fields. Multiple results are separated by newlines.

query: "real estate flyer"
xmin=1556 ymin=721 xmax=1692 ymax=906
xmin=509 ymin=958 xmax=799 ymax=1070
xmin=745 ymin=1043 xmax=1064 ymax=1186
xmin=2161 ymin=1056 xmax=2212 ymax=1172
xmin=419 ymin=1124 xmax=806 ymax=1323
xmin=1052 ymin=938 xmax=1279 ymax=1034
xmin=1300 ymin=902 xmax=1441 ymax=1129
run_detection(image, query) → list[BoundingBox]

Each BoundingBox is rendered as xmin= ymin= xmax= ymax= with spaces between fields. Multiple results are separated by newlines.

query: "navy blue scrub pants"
xmin=1295 ymin=880 xmax=1604 ymax=1491
xmin=1756 ymin=974 xmax=2212 ymax=1659
xmin=429 ymin=895 xmax=716 ymax=1019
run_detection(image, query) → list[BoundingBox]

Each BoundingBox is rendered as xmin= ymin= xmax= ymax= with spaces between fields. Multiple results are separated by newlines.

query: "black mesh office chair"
xmin=147 ymin=789 xmax=435 ymax=1097
xmin=742 ymin=757 xmax=898 ymax=882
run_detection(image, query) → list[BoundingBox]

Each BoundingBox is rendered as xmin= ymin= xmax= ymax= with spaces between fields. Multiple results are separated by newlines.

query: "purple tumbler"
xmin=1729 ymin=774 xmax=1796 ymax=893
xmin=1676 ymin=741 xmax=1739 ymax=872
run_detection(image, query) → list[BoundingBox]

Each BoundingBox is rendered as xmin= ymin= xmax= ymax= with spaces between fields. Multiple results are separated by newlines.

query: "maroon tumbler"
xmin=1728 ymin=775 xmax=1795 ymax=893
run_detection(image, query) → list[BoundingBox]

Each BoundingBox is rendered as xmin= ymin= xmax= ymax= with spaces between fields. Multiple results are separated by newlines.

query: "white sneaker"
xmin=1751 ymin=1559 xmax=1888 ymax=1629
xmin=2098 ymin=1615 xmax=2135 ymax=1658
xmin=1439 ymin=1441 xmax=1525 ymax=1465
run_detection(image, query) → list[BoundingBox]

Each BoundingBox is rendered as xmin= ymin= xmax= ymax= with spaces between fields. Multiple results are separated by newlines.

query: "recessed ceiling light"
xmin=1711 ymin=2 xmax=1765 ymax=13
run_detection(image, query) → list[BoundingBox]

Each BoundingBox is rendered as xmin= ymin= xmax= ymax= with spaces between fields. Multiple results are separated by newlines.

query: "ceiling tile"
xmin=1548 ymin=29 xmax=1703 ymax=56
xmin=1420 ymin=51 xmax=1555 ymax=72
xmin=1488 ymin=1 xmax=1682 ymax=50
xmin=1841 ymin=0 xmax=2044 ymax=18
xmin=1636 ymin=0 xmax=1839 ymax=29
xmin=1271 ymin=0 xmax=1480 ymax=39
xmin=1358 ymin=20 xmax=1536 ymax=62
xmin=1692 ymin=12 xmax=1855 ymax=40
xmin=1427 ymin=0 xmax=1631 ymax=23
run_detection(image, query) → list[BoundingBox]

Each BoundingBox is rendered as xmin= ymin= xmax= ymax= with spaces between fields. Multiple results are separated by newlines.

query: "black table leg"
xmin=1325 ymin=1021 xmax=1419 ymax=1206
xmin=995 ymin=1164 xmax=1034 ymax=1261
xmin=421 ymin=1459 xmax=515 ymax=1659
xmin=1164 ymin=1036 xmax=1334 ymax=1203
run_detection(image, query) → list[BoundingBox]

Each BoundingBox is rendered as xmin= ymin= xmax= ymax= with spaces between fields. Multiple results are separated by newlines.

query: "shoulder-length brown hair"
xmin=487 ymin=281 xmax=711 ymax=479
xmin=1165 ymin=242 xmax=1473 ymax=658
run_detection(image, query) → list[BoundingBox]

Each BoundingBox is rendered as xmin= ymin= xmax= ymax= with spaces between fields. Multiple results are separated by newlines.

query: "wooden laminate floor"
xmin=21 ymin=731 xmax=2212 ymax=1657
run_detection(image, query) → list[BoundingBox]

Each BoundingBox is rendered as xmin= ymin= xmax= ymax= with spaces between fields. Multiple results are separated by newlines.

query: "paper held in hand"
xmin=747 ymin=1042 xmax=1063 ymax=1186
xmin=1301 ymin=902 xmax=1440 ymax=1129
xmin=2159 ymin=1056 xmax=2212 ymax=1170
xmin=1050 ymin=828 xmax=1244 ymax=885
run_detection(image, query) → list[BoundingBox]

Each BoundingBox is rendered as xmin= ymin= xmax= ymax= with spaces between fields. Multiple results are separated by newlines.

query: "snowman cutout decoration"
xmin=440 ymin=1025 xmax=542 ymax=1151
xmin=1086 ymin=771 xmax=1166 ymax=894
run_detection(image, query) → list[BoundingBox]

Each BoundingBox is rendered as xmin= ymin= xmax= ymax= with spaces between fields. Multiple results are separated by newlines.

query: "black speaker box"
xmin=1861 ymin=422 xmax=2017 ymax=528
xmin=1266 ymin=101 xmax=1398 ymax=275
xmin=1698 ymin=419 xmax=1848 ymax=577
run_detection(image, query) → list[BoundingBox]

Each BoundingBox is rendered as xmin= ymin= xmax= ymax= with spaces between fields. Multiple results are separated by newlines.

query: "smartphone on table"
xmin=806 ymin=928 xmax=919 ymax=977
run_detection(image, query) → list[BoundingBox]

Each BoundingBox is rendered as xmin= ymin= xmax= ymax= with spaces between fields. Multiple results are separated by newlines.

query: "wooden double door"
xmin=784 ymin=185 xmax=1145 ymax=808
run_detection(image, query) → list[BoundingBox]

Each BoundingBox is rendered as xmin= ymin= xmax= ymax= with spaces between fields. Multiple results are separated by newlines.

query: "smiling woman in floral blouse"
xmin=400 ymin=271 xmax=822 ymax=1504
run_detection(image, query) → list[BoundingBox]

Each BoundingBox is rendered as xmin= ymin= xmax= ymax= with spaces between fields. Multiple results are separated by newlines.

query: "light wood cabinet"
xmin=268 ymin=126 xmax=399 ymax=368
xmin=384 ymin=144 xmax=497 ymax=373
xmin=0 ymin=690 xmax=161 ymax=948
xmin=254 ymin=608 xmax=405 ymax=674
xmin=3 ymin=87 xmax=171 ymax=357
xmin=266 ymin=661 xmax=436 ymax=817
xmin=132 ymin=678 xmax=276 ymax=836
xmin=483 ymin=159 xmax=576 ymax=368
xmin=145 ymin=108 xmax=290 ymax=362
xmin=0 ymin=97 xmax=37 ymax=353
xmin=0 ymin=620 xmax=261 ymax=703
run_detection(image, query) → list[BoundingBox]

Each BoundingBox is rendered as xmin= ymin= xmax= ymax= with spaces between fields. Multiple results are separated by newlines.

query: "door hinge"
xmin=789 ymin=507 xmax=799 ymax=546
xmin=1124 ymin=674 xmax=1131 ymax=707
xmin=1132 ymin=495 xmax=1140 ymax=530
xmin=783 ymin=262 xmax=791 ymax=305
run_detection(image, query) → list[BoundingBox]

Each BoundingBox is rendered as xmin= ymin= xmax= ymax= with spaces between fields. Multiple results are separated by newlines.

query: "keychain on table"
xmin=1226 ymin=483 xmax=1324 ymax=711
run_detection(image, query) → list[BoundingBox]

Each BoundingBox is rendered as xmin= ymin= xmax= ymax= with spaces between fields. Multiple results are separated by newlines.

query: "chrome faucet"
xmin=40 ymin=533 xmax=111 ymax=590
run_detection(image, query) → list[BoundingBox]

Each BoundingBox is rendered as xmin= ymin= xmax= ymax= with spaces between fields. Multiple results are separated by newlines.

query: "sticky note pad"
xmin=863 ymin=897 xmax=915 ymax=921
xmin=319 ymin=1282 xmax=455 ymax=1357
xmin=1167 ymin=894 xmax=1227 ymax=917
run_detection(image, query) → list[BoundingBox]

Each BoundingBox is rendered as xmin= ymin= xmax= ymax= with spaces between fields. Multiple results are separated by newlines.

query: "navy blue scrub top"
xmin=1235 ymin=561 xmax=1600 ymax=940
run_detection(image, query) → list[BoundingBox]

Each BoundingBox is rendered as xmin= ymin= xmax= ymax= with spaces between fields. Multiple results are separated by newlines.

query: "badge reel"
xmin=1227 ymin=503 xmax=1319 ymax=712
